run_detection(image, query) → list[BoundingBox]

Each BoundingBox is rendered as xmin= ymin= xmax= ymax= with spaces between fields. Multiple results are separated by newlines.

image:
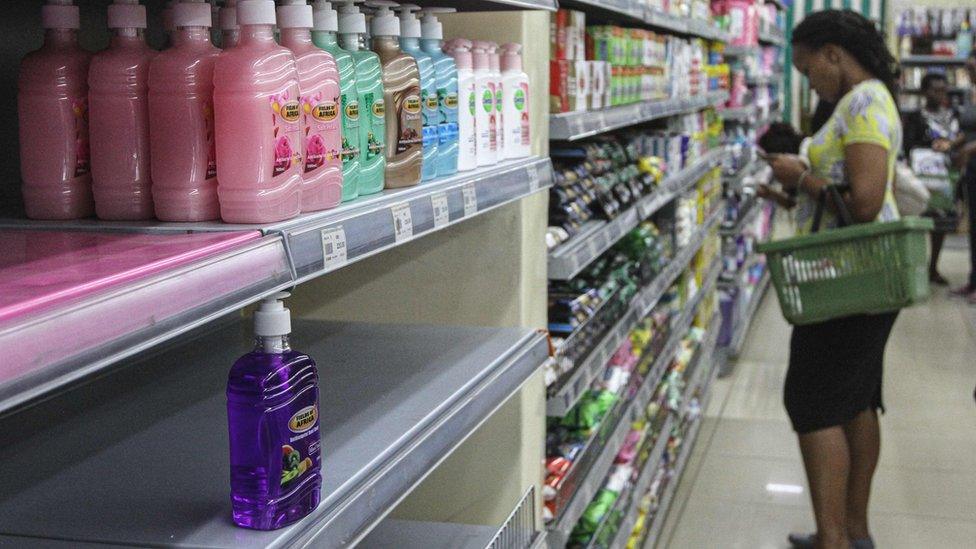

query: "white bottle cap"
xmin=41 ymin=0 xmax=80 ymax=30
xmin=219 ymin=0 xmax=238 ymax=31
xmin=337 ymin=0 xmax=366 ymax=34
xmin=312 ymin=0 xmax=338 ymax=32
xmin=277 ymin=0 xmax=313 ymax=29
xmin=366 ymin=0 xmax=399 ymax=37
xmin=254 ymin=292 xmax=292 ymax=337
xmin=419 ymin=7 xmax=453 ymax=40
xmin=174 ymin=2 xmax=213 ymax=28
xmin=395 ymin=3 xmax=421 ymax=38
xmin=237 ymin=0 xmax=275 ymax=26
xmin=107 ymin=0 xmax=147 ymax=30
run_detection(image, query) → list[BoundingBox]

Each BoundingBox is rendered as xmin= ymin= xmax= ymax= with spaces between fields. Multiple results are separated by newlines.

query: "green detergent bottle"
xmin=336 ymin=0 xmax=385 ymax=195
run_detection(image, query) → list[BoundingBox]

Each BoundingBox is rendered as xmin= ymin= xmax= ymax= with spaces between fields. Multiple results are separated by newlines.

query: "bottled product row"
xmin=18 ymin=0 xmax=531 ymax=224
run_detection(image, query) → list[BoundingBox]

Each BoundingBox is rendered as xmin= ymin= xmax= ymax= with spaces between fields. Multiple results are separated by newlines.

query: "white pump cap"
xmin=41 ymin=0 xmax=80 ymax=30
xmin=219 ymin=0 xmax=238 ymax=31
xmin=277 ymin=0 xmax=313 ymax=29
xmin=337 ymin=0 xmax=366 ymax=34
xmin=107 ymin=0 xmax=147 ymax=30
xmin=254 ymin=292 xmax=292 ymax=337
xmin=395 ymin=3 xmax=421 ymax=38
xmin=312 ymin=0 xmax=338 ymax=32
xmin=419 ymin=7 xmax=453 ymax=40
xmin=366 ymin=0 xmax=400 ymax=37
xmin=237 ymin=0 xmax=275 ymax=26
xmin=174 ymin=1 xmax=213 ymax=28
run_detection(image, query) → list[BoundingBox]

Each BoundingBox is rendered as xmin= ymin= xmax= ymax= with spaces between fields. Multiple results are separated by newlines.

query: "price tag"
xmin=462 ymin=183 xmax=478 ymax=217
xmin=431 ymin=192 xmax=450 ymax=228
xmin=321 ymin=226 xmax=347 ymax=270
xmin=391 ymin=202 xmax=413 ymax=243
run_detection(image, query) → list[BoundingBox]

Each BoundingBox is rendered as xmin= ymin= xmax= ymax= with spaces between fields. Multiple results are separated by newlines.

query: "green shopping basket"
xmin=756 ymin=185 xmax=934 ymax=325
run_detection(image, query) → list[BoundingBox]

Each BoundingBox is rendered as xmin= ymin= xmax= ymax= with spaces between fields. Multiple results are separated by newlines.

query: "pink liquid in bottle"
xmin=214 ymin=0 xmax=302 ymax=224
xmin=18 ymin=1 xmax=93 ymax=220
xmin=278 ymin=1 xmax=342 ymax=212
xmin=89 ymin=0 xmax=157 ymax=220
xmin=149 ymin=3 xmax=221 ymax=221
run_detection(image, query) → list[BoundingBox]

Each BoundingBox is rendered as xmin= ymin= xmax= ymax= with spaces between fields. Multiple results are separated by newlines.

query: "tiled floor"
xmin=659 ymin=247 xmax=976 ymax=548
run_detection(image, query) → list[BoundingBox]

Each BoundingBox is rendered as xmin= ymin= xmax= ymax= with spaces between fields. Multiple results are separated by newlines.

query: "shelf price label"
xmin=321 ymin=226 xmax=348 ymax=270
xmin=431 ymin=192 xmax=450 ymax=229
xmin=391 ymin=202 xmax=414 ymax=243
xmin=462 ymin=183 xmax=478 ymax=217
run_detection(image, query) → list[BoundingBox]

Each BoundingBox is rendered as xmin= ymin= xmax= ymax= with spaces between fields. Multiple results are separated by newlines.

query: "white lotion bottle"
xmin=445 ymin=38 xmax=477 ymax=171
xmin=470 ymin=40 xmax=495 ymax=166
xmin=500 ymin=42 xmax=530 ymax=159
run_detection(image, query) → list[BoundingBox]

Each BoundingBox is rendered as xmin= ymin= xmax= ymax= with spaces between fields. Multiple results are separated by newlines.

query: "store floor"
xmin=659 ymin=247 xmax=976 ymax=549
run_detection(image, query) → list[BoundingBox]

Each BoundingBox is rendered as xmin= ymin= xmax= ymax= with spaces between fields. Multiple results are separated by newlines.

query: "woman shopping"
xmin=764 ymin=10 xmax=902 ymax=549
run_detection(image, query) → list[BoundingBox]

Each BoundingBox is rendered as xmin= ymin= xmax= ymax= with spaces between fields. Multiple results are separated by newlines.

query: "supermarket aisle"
xmin=659 ymin=248 xmax=976 ymax=549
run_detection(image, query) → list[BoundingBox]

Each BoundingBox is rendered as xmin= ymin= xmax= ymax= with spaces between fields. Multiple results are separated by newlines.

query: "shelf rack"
xmin=560 ymin=1 xmax=729 ymax=42
xmin=548 ymin=148 xmax=727 ymax=280
xmin=900 ymin=55 xmax=969 ymax=65
xmin=0 ymin=320 xmax=548 ymax=548
xmin=725 ymin=270 xmax=770 ymax=360
xmin=550 ymin=90 xmax=730 ymax=141
xmin=719 ymin=198 xmax=763 ymax=237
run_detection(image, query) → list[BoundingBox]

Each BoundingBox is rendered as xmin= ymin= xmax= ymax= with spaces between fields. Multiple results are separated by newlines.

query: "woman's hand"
xmin=932 ymin=138 xmax=952 ymax=153
xmin=767 ymin=154 xmax=808 ymax=190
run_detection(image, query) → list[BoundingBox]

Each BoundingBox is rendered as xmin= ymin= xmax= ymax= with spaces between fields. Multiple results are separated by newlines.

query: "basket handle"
xmin=810 ymin=184 xmax=853 ymax=233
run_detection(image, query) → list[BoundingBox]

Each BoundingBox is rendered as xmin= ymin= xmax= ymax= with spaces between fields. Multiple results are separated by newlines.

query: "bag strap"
xmin=810 ymin=184 xmax=853 ymax=233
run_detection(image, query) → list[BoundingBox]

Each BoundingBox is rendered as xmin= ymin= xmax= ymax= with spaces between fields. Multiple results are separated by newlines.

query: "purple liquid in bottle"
xmin=227 ymin=294 xmax=322 ymax=530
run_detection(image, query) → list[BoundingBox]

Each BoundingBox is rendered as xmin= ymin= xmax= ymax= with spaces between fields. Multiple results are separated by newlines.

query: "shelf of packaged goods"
xmin=546 ymin=205 xmax=724 ymax=417
xmin=758 ymin=24 xmax=785 ymax=46
xmin=722 ymin=162 xmax=753 ymax=191
xmin=723 ymin=44 xmax=760 ymax=57
xmin=719 ymin=198 xmax=763 ymax=237
xmin=746 ymin=73 xmax=783 ymax=87
xmin=719 ymin=105 xmax=756 ymax=122
xmin=727 ymin=270 xmax=770 ymax=358
xmin=0 ymin=320 xmax=548 ymax=549
xmin=545 ymin=253 xmax=721 ymax=548
xmin=412 ymin=0 xmax=557 ymax=11
xmin=900 ymin=55 xmax=969 ymax=65
xmin=560 ymin=0 xmax=646 ymax=21
xmin=550 ymin=91 xmax=729 ymax=141
xmin=548 ymin=148 xmax=727 ymax=280
xmin=557 ymin=1 xmax=728 ymax=41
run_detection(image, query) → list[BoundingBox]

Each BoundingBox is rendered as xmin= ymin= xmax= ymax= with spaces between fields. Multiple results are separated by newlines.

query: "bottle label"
xmin=397 ymin=91 xmax=423 ymax=154
xmin=362 ymin=93 xmax=385 ymax=159
xmin=422 ymin=88 xmax=439 ymax=149
xmin=495 ymin=86 xmax=503 ymax=113
xmin=339 ymin=94 xmax=361 ymax=165
xmin=486 ymin=84 xmax=497 ymax=152
xmin=280 ymin=400 xmax=319 ymax=486
xmin=302 ymin=92 xmax=341 ymax=174
xmin=468 ymin=91 xmax=476 ymax=116
xmin=481 ymin=88 xmax=494 ymax=114
xmin=72 ymin=97 xmax=90 ymax=177
xmin=270 ymin=92 xmax=302 ymax=177
xmin=438 ymin=89 xmax=458 ymax=146
xmin=203 ymin=100 xmax=217 ymax=179
xmin=517 ymin=84 xmax=530 ymax=145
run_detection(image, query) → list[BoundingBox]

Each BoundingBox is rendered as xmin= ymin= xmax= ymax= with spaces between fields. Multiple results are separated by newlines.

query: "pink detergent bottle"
xmin=149 ymin=1 xmax=221 ymax=221
xmin=89 ymin=0 xmax=157 ymax=220
xmin=18 ymin=0 xmax=93 ymax=220
xmin=278 ymin=0 xmax=343 ymax=212
xmin=214 ymin=0 xmax=303 ymax=223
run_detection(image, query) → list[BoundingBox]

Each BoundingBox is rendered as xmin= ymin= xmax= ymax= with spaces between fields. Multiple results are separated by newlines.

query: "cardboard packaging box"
xmin=550 ymin=59 xmax=570 ymax=113
xmin=590 ymin=61 xmax=607 ymax=110
xmin=572 ymin=59 xmax=589 ymax=112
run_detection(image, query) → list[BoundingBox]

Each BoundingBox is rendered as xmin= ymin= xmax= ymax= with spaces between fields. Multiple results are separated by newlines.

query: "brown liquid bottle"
xmin=369 ymin=2 xmax=422 ymax=188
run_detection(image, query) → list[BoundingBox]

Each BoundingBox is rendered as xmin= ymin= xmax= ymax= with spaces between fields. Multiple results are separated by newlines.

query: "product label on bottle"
xmin=481 ymin=88 xmax=494 ymax=114
xmin=439 ymin=89 xmax=459 ymax=146
xmin=203 ymin=101 xmax=217 ymax=178
xmin=340 ymin=95 xmax=361 ymax=165
xmin=302 ymin=92 xmax=341 ymax=174
xmin=270 ymin=93 xmax=302 ymax=177
xmin=495 ymin=86 xmax=503 ymax=113
xmin=485 ymin=84 xmax=497 ymax=152
xmin=422 ymin=89 xmax=438 ymax=150
xmin=72 ymin=97 xmax=90 ymax=177
xmin=362 ymin=93 xmax=385 ymax=159
xmin=517 ymin=84 xmax=530 ymax=145
xmin=280 ymin=399 xmax=320 ymax=487
xmin=468 ymin=91 xmax=477 ymax=116
xmin=397 ymin=91 xmax=423 ymax=154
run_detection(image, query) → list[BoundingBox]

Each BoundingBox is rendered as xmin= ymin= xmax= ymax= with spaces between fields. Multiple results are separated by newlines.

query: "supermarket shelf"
xmin=747 ymin=73 xmax=782 ymax=86
xmin=720 ymin=199 xmax=762 ymax=237
xmin=559 ymin=1 xmax=728 ymax=41
xmin=560 ymin=0 xmax=646 ymax=21
xmin=758 ymin=26 xmax=785 ymax=46
xmin=550 ymin=91 xmax=729 ymax=141
xmin=722 ymin=162 xmax=753 ymax=191
xmin=0 ymin=320 xmax=548 ymax=549
xmin=723 ymin=44 xmax=760 ymax=57
xmin=546 ymin=205 xmax=724 ymax=416
xmin=548 ymin=148 xmax=727 ymax=280
xmin=411 ymin=0 xmax=557 ymax=10
xmin=900 ymin=55 xmax=968 ymax=65
xmin=728 ymin=271 xmax=770 ymax=357
xmin=719 ymin=105 xmax=755 ymax=122
xmin=756 ymin=109 xmax=783 ymax=127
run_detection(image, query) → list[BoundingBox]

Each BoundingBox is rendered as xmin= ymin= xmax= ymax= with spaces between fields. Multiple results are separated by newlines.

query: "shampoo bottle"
xmin=227 ymin=292 xmax=322 ymax=530
xmin=444 ymin=38 xmax=477 ymax=171
xmin=214 ymin=0 xmax=303 ymax=223
xmin=219 ymin=0 xmax=240 ymax=48
xmin=89 ymin=0 xmax=157 ymax=220
xmin=500 ymin=43 xmax=530 ymax=159
xmin=419 ymin=8 xmax=458 ymax=177
xmin=487 ymin=42 xmax=503 ymax=156
xmin=369 ymin=0 xmax=422 ymax=188
xmin=397 ymin=3 xmax=437 ymax=182
xmin=311 ymin=0 xmax=361 ymax=202
xmin=279 ymin=0 xmax=343 ymax=212
xmin=18 ymin=0 xmax=93 ymax=220
xmin=471 ymin=40 xmax=496 ymax=166
xmin=148 ymin=1 xmax=221 ymax=221
xmin=337 ymin=0 xmax=385 ymax=195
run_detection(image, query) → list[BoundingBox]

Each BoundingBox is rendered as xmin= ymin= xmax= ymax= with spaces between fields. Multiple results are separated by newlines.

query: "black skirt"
xmin=784 ymin=311 xmax=899 ymax=434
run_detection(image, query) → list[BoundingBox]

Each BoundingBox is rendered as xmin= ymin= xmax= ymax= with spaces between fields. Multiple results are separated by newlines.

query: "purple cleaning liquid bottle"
xmin=227 ymin=292 xmax=322 ymax=530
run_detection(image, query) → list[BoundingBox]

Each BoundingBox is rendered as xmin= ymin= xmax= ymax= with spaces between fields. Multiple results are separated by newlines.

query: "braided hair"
xmin=792 ymin=10 xmax=899 ymax=95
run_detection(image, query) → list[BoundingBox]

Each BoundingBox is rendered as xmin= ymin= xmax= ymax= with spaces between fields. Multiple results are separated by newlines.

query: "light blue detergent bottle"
xmin=395 ymin=3 xmax=438 ymax=181
xmin=419 ymin=7 xmax=458 ymax=177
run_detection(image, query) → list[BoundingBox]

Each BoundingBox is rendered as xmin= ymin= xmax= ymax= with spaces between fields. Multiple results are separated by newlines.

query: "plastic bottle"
xmin=214 ymin=0 xmax=303 ymax=223
xmin=337 ymin=0 xmax=385 ymax=195
xmin=227 ymin=292 xmax=322 ymax=530
xmin=487 ymin=42 xmax=503 ymax=156
xmin=471 ymin=40 xmax=496 ymax=166
xmin=89 ymin=0 xmax=157 ymax=220
xmin=161 ymin=0 xmax=177 ymax=45
xmin=419 ymin=8 xmax=457 ymax=177
xmin=500 ymin=43 xmax=530 ymax=159
xmin=396 ymin=4 xmax=437 ymax=182
xmin=219 ymin=0 xmax=240 ymax=48
xmin=444 ymin=38 xmax=477 ymax=171
xmin=369 ymin=1 xmax=422 ymax=188
xmin=279 ymin=0 xmax=343 ymax=212
xmin=311 ymin=0 xmax=361 ymax=202
xmin=18 ymin=0 xmax=93 ymax=220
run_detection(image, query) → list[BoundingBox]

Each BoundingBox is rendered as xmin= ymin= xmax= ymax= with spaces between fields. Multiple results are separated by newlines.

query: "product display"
xmin=397 ymin=3 xmax=438 ymax=182
xmin=420 ymin=8 xmax=460 ymax=175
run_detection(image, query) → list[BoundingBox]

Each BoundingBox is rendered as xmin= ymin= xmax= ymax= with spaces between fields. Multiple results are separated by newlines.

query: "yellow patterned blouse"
xmin=799 ymin=79 xmax=902 ymax=233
